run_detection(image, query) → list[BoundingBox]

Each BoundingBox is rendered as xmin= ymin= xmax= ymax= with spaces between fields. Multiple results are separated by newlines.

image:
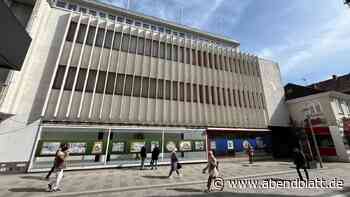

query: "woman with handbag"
xmin=202 ymin=150 xmax=219 ymax=192
xmin=168 ymin=148 xmax=181 ymax=178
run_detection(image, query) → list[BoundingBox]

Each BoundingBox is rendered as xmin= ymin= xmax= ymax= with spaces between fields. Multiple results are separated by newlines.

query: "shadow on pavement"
xmin=8 ymin=187 xmax=47 ymax=193
xmin=150 ymin=191 xmax=301 ymax=197
xmin=167 ymin=188 xmax=204 ymax=193
xmin=142 ymin=175 xmax=169 ymax=179
xmin=20 ymin=176 xmax=47 ymax=181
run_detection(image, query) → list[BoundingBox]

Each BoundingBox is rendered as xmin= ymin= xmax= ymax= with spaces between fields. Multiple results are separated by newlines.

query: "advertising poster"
xmin=166 ymin=141 xmax=177 ymax=152
xmin=227 ymin=140 xmax=234 ymax=150
xmin=91 ymin=141 xmax=103 ymax=154
xmin=40 ymin=142 xmax=60 ymax=155
xmin=179 ymin=141 xmax=192 ymax=152
xmin=194 ymin=141 xmax=205 ymax=151
xmin=130 ymin=141 xmax=145 ymax=153
xmin=210 ymin=141 xmax=216 ymax=150
xmin=69 ymin=142 xmax=87 ymax=154
xmin=151 ymin=141 xmax=160 ymax=151
xmin=112 ymin=142 xmax=125 ymax=153
xmin=256 ymin=137 xmax=266 ymax=149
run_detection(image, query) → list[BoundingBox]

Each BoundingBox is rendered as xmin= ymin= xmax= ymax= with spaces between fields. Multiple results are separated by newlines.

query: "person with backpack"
xmin=48 ymin=143 xmax=69 ymax=192
xmin=150 ymin=145 xmax=160 ymax=170
xmin=293 ymin=148 xmax=309 ymax=181
xmin=202 ymin=150 xmax=219 ymax=192
xmin=168 ymin=148 xmax=181 ymax=178
xmin=140 ymin=146 xmax=147 ymax=170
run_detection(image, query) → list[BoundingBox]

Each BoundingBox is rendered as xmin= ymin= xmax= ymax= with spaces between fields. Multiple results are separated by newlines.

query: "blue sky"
xmin=101 ymin=0 xmax=349 ymax=85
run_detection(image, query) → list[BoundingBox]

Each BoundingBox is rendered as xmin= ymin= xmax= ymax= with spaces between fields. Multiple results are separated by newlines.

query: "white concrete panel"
xmin=100 ymin=49 xmax=110 ymax=71
xmin=138 ymin=97 xmax=147 ymax=122
xmin=259 ymin=58 xmax=289 ymax=127
xmin=91 ymin=47 xmax=101 ymax=70
xmin=120 ymin=96 xmax=130 ymax=122
xmin=155 ymin=98 xmax=162 ymax=123
xmin=45 ymin=90 xmax=60 ymax=119
xmin=69 ymin=92 xmax=82 ymax=119
xmin=81 ymin=46 xmax=92 ymax=68
xmin=59 ymin=43 xmax=71 ymax=65
xmin=80 ymin=92 xmax=93 ymax=120
xmin=100 ymin=94 xmax=112 ymax=121
xmin=141 ymin=56 xmax=150 ymax=76
xmin=163 ymin=99 xmax=171 ymax=124
xmin=133 ymin=55 xmax=142 ymax=76
xmin=71 ymin=44 xmax=82 ymax=66
xmin=149 ymin=58 xmax=157 ymax=79
xmin=146 ymin=99 xmax=155 ymax=123
xmin=124 ymin=54 xmax=134 ymax=75
xmin=110 ymin=95 xmax=122 ymax=121
xmin=90 ymin=93 xmax=103 ymax=121
xmin=128 ymin=96 xmax=139 ymax=122
xmin=57 ymin=91 xmax=70 ymax=119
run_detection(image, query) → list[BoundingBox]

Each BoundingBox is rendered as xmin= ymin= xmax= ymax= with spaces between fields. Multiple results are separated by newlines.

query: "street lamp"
xmin=305 ymin=114 xmax=323 ymax=168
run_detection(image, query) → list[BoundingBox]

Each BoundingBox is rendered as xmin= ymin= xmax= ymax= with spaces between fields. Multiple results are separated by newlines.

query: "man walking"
xmin=48 ymin=143 xmax=69 ymax=192
xmin=45 ymin=147 xmax=62 ymax=179
xmin=151 ymin=145 xmax=160 ymax=170
xmin=293 ymin=148 xmax=309 ymax=181
xmin=140 ymin=146 xmax=147 ymax=170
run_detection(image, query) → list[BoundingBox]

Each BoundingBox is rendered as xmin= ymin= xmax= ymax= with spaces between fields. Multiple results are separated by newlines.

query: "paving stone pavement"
xmin=0 ymin=161 xmax=349 ymax=197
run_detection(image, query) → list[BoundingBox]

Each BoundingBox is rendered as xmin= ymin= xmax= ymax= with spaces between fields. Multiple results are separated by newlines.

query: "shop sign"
xmin=166 ymin=141 xmax=177 ymax=152
xmin=69 ymin=143 xmax=87 ymax=154
xmin=91 ymin=141 xmax=103 ymax=154
xmin=227 ymin=140 xmax=234 ymax=150
xmin=210 ymin=141 xmax=216 ymax=150
xmin=130 ymin=141 xmax=145 ymax=153
xmin=179 ymin=141 xmax=192 ymax=152
xmin=112 ymin=142 xmax=125 ymax=153
xmin=40 ymin=142 xmax=60 ymax=155
xmin=194 ymin=141 xmax=205 ymax=151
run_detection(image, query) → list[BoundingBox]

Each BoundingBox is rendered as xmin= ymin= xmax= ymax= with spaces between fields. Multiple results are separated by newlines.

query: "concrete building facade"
xmin=0 ymin=0 xmax=289 ymax=172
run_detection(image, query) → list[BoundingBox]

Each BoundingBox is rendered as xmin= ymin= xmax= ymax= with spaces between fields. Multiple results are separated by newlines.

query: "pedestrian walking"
xmin=48 ymin=143 xmax=69 ymax=192
xmin=168 ymin=148 xmax=181 ymax=178
xmin=140 ymin=146 xmax=147 ymax=170
xmin=202 ymin=150 xmax=219 ymax=192
xmin=293 ymin=148 xmax=309 ymax=181
xmin=45 ymin=148 xmax=62 ymax=179
xmin=150 ymin=145 xmax=160 ymax=170
xmin=246 ymin=144 xmax=254 ymax=164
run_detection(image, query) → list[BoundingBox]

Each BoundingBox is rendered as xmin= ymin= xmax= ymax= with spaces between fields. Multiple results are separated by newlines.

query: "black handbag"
xmin=177 ymin=162 xmax=182 ymax=169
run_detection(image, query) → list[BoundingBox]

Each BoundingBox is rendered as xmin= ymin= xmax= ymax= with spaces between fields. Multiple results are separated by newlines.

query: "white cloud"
xmin=259 ymin=6 xmax=350 ymax=77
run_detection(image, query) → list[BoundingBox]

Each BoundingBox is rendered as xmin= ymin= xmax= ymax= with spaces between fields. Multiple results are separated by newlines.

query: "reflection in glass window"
xmin=135 ymin=21 xmax=141 ymax=27
xmin=56 ymin=0 xmax=66 ymax=8
xmin=68 ymin=4 xmax=77 ymax=11
xmin=79 ymin=7 xmax=87 ymax=13
xmin=89 ymin=10 xmax=97 ymax=16
xmin=108 ymin=15 xmax=116 ymax=21
xmin=99 ymin=12 xmax=106 ymax=18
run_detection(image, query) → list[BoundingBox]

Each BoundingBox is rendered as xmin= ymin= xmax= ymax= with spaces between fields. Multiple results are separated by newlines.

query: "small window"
xmin=121 ymin=34 xmax=130 ymax=52
xmin=159 ymin=42 xmax=165 ymax=59
xmin=166 ymin=29 xmax=171 ymax=34
xmin=143 ymin=23 xmax=150 ymax=29
xmin=179 ymin=32 xmax=185 ymax=37
xmin=108 ymin=15 xmax=116 ymax=21
xmin=99 ymin=12 xmax=106 ymax=18
xmin=144 ymin=39 xmax=151 ymax=56
xmin=166 ymin=43 xmax=172 ymax=60
xmin=56 ymin=0 xmax=66 ymax=8
xmin=130 ymin=36 xmax=137 ymax=53
xmin=126 ymin=18 xmax=133 ymax=25
xmin=173 ymin=32 xmax=178 ymax=36
xmin=158 ymin=27 xmax=164 ymax=32
xmin=151 ymin=25 xmax=157 ymax=31
xmin=89 ymin=10 xmax=97 ymax=16
xmin=117 ymin=16 xmax=124 ymax=22
xmin=137 ymin=37 xmax=145 ymax=55
xmin=152 ymin=40 xmax=159 ymax=57
xmin=172 ymin=81 xmax=178 ymax=100
xmin=68 ymin=4 xmax=77 ymax=11
xmin=135 ymin=21 xmax=141 ymax=27
xmin=79 ymin=7 xmax=87 ymax=13
xmin=198 ymin=85 xmax=204 ymax=103
xmin=205 ymin=86 xmax=210 ymax=104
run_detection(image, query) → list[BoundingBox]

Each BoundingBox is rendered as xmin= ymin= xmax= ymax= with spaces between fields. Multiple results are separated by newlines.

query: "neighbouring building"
xmin=285 ymin=83 xmax=350 ymax=162
xmin=308 ymin=74 xmax=350 ymax=95
xmin=0 ymin=0 xmax=289 ymax=173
